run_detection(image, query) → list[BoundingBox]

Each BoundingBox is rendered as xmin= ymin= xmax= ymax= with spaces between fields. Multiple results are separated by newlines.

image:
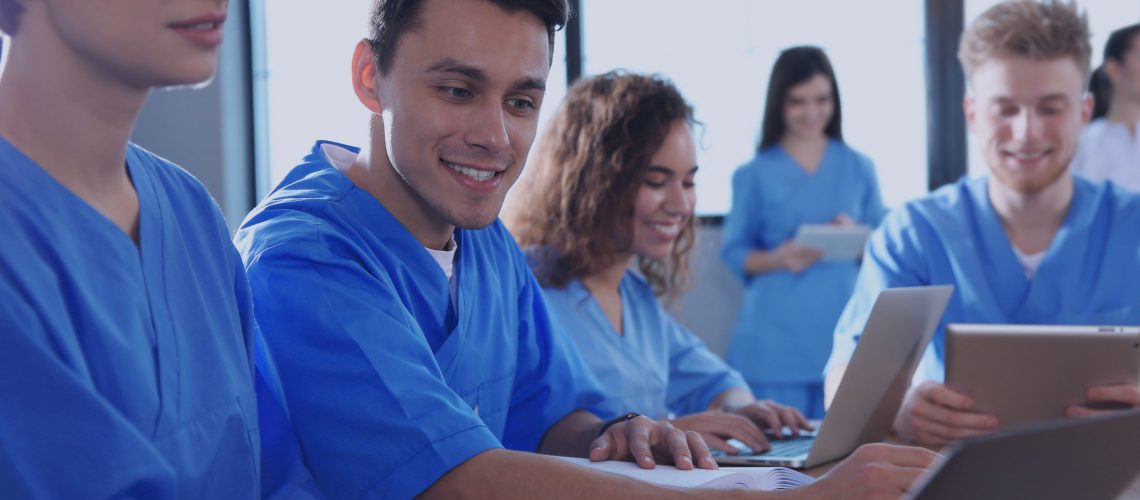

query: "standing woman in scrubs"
xmin=0 ymin=0 xmax=266 ymax=497
xmin=507 ymin=71 xmax=811 ymax=455
xmin=720 ymin=46 xmax=886 ymax=419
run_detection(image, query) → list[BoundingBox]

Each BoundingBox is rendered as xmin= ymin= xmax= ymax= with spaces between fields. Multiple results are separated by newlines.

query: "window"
xmin=255 ymin=2 xmax=568 ymax=198
xmin=580 ymin=1 xmax=929 ymax=213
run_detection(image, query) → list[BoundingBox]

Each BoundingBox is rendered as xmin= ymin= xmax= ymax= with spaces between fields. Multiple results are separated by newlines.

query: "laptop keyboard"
xmin=714 ymin=435 xmax=816 ymax=458
xmin=763 ymin=436 xmax=815 ymax=456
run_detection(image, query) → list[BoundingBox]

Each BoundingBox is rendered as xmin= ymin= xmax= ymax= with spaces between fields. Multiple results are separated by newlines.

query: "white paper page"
xmin=552 ymin=456 xmax=813 ymax=491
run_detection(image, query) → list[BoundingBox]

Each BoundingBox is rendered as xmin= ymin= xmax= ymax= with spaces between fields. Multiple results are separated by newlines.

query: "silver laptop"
xmin=906 ymin=409 xmax=1140 ymax=500
xmin=716 ymin=285 xmax=953 ymax=468
xmin=945 ymin=324 xmax=1140 ymax=428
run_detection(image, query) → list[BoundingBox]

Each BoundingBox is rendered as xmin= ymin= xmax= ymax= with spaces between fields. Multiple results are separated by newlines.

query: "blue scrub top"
xmin=828 ymin=175 xmax=1140 ymax=382
xmin=235 ymin=141 xmax=605 ymax=499
xmin=533 ymin=263 xmax=747 ymax=420
xmin=721 ymin=141 xmax=886 ymax=383
xmin=0 ymin=138 xmax=260 ymax=498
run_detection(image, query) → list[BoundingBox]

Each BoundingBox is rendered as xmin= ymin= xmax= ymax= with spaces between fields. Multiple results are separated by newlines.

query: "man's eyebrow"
xmin=514 ymin=76 xmax=547 ymax=93
xmin=424 ymin=58 xmax=486 ymax=82
xmin=424 ymin=58 xmax=546 ymax=93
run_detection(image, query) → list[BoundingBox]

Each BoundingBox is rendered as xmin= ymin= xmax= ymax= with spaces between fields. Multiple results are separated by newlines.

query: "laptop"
xmin=906 ymin=409 xmax=1140 ymax=500
xmin=945 ymin=324 xmax=1140 ymax=428
xmin=715 ymin=285 xmax=954 ymax=468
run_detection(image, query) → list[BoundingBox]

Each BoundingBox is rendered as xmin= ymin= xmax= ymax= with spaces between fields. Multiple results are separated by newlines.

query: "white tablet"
xmin=792 ymin=224 xmax=871 ymax=262
xmin=945 ymin=324 xmax=1140 ymax=428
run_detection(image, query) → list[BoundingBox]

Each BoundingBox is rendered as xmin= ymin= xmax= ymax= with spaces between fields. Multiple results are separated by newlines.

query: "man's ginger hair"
xmin=959 ymin=0 xmax=1091 ymax=86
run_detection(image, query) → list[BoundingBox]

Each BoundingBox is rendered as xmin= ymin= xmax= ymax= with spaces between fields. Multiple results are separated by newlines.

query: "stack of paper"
xmin=554 ymin=456 xmax=814 ymax=491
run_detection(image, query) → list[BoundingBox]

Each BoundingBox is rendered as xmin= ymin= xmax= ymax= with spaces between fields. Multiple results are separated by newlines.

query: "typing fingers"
xmin=701 ymin=433 xmax=741 ymax=454
xmin=779 ymin=406 xmax=813 ymax=436
xmin=722 ymin=414 xmax=770 ymax=452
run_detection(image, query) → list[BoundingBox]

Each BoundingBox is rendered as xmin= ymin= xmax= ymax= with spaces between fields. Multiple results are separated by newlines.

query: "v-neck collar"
xmin=573 ymin=275 xmax=632 ymax=343
xmin=776 ymin=139 xmax=834 ymax=176
xmin=969 ymin=177 xmax=1084 ymax=318
xmin=0 ymin=137 xmax=146 ymax=255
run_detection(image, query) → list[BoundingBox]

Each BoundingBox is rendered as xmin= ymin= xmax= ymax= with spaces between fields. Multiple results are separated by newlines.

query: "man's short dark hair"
xmin=0 ymin=0 xmax=23 ymax=36
xmin=368 ymin=0 xmax=570 ymax=75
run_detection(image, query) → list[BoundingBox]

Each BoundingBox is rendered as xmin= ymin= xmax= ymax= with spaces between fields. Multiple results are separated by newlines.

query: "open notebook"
xmin=554 ymin=456 xmax=814 ymax=491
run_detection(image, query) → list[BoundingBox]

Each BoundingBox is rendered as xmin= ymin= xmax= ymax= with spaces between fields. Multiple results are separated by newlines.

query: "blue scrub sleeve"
xmin=502 ymin=271 xmax=606 ymax=452
xmin=255 ymin=332 xmax=322 ymax=499
xmin=856 ymin=155 xmax=889 ymax=227
xmin=663 ymin=317 xmax=748 ymax=416
xmin=721 ymin=167 xmax=764 ymax=281
xmin=247 ymin=239 xmax=501 ymax=499
xmin=0 ymin=284 xmax=177 ymax=499
xmin=826 ymin=210 xmax=928 ymax=374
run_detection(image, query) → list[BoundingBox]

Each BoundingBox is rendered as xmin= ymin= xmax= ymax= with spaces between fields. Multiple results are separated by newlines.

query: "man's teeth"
xmin=445 ymin=161 xmax=496 ymax=182
xmin=185 ymin=22 xmax=218 ymax=31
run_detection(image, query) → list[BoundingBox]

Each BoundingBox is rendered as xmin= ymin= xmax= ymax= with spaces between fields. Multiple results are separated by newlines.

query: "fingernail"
xmin=679 ymin=456 xmax=692 ymax=465
xmin=640 ymin=456 xmax=654 ymax=465
xmin=704 ymin=457 xmax=719 ymax=469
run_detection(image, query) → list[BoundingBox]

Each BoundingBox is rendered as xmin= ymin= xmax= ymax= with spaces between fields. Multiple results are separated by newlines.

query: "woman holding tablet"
xmin=506 ymin=71 xmax=812 ymax=455
xmin=720 ymin=46 xmax=886 ymax=419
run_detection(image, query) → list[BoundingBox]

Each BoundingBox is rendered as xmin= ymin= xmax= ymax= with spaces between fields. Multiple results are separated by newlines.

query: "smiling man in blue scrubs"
xmin=825 ymin=0 xmax=1140 ymax=448
xmin=0 ymin=0 xmax=261 ymax=497
xmin=234 ymin=0 xmax=743 ymax=498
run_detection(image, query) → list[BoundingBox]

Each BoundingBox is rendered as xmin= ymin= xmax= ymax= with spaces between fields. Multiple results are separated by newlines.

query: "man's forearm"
xmin=710 ymin=387 xmax=757 ymax=411
xmin=536 ymin=409 xmax=602 ymax=457
xmin=421 ymin=448 xmax=767 ymax=500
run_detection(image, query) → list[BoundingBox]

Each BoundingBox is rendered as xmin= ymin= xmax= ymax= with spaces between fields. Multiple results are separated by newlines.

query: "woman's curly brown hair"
xmin=505 ymin=70 xmax=698 ymax=299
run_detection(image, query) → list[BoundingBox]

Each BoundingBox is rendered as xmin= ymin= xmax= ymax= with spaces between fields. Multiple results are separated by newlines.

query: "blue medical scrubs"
xmin=720 ymin=140 xmax=886 ymax=418
xmin=828 ymin=175 xmax=1140 ymax=383
xmin=534 ymin=265 xmax=747 ymax=421
xmin=236 ymin=141 xmax=605 ymax=499
xmin=0 ymin=138 xmax=260 ymax=498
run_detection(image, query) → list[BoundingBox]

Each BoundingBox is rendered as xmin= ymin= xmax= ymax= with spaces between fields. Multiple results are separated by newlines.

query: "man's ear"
xmin=352 ymin=39 xmax=383 ymax=114
xmin=1079 ymin=91 xmax=1094 ymax=125
xmin=1104 ymin=59 xmax=1122 ymax=85
xmin=963 ymin=94 xmax=977 ymax=134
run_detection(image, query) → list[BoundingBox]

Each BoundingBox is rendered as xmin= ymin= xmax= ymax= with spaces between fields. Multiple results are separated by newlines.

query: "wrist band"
xmin=598 ymin=412 xmax=640 ymax=436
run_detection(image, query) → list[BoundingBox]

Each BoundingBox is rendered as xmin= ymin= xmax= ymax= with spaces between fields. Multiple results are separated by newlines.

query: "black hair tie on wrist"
xmin=598 ymin=412 xmax=640 ymax=437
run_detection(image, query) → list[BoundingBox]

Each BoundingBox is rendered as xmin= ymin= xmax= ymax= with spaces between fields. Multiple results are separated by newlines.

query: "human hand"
xmin=727 ymin=399 xmax=814 ymax=439
xmin=832 ymin=213 xmax=856 ymax=226
xmin=894 ymin=381 xmax=999 ymax=447
xmin=777 ymin=240 xmax=824 ymax=273
xmin=799 ymin=443 xmax=940 ymax=500
xmin=1067 ymin=383 xmax=1140 ymax=418
xmin=670 ymin=411 xmax=770 ymax=455
xmin=589 ymin=415 xmax=718 ymax=470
